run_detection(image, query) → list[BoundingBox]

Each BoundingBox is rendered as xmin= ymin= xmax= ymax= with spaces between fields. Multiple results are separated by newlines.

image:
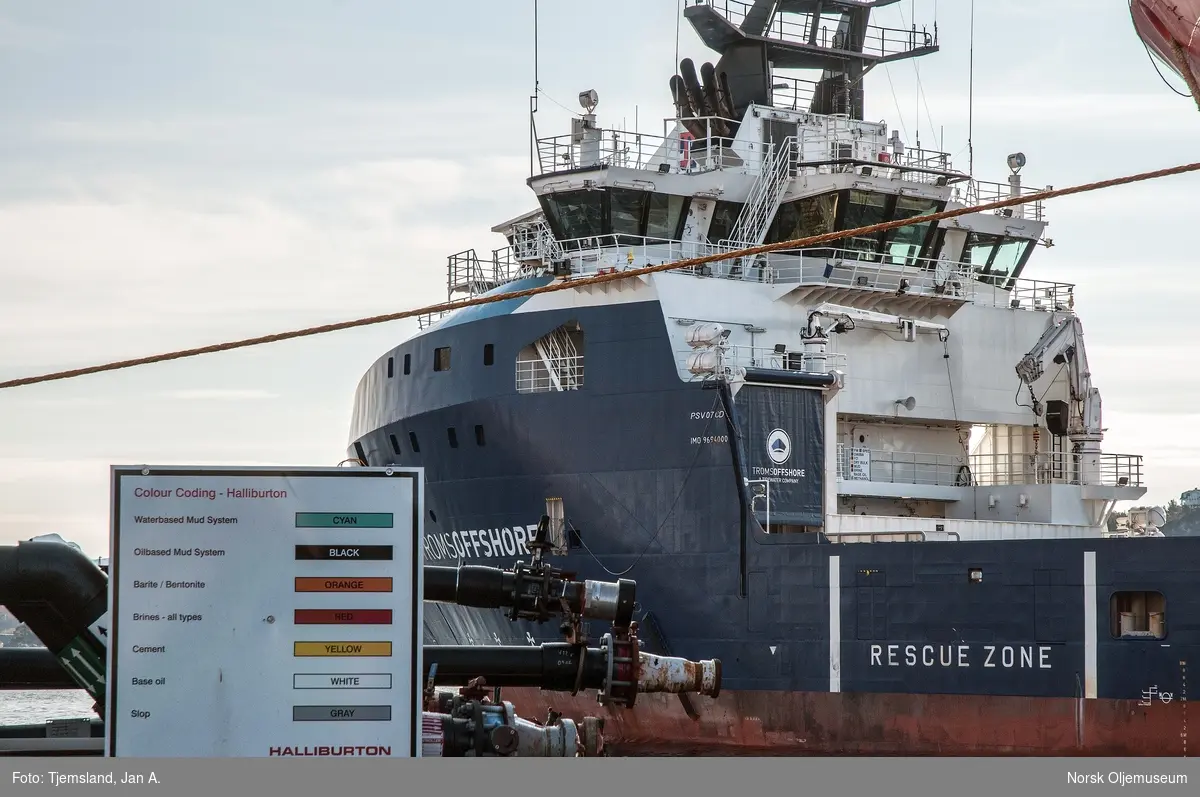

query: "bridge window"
xmin=408 ymin=432 xmax=420 ymax=453
xmin=706 ymin=200 xmax=744 ymax=244
xmin=840 ymin=190 xmax=890 ymax=256
xmin=1110 ymin=590 xmax=1166 ymax=639
xmin=766 ymin=193 xmax=839 ymax=252
xmin=403 ymin=354 xmax=411 ymax=375
xmin=475 ymin=425 xmax=486 ymax=446
xmin=609 ymin=188 xmax=648 ymax=244
xmin=447 ymin=427 xmax=458 ymax=448
xmin=539 ymin=189 xmax=604 ymax=241
xmin=433 ymin=347 xmax=451 ymax=372
xmin=883 ymin=196 xmax=940 ymax=267
xmin=765 ymin=189 xmax=944 ymax=262
xmin=387 ymin=357 xmax=394 ymax=378
xmin=389 ymin=434 xmax=401 ymax=456
xmin=539 ymin=188 xmax=691 ymax=245
xmin=646 ymin=193 xmax=688 ymax=241
xmin=963 ymin=232 xmax=1035 ymax=288
xmin=483 ymin=343 xmax=494 ymax=366
xmin=987 ymin=239 xmax=1034 ymax=284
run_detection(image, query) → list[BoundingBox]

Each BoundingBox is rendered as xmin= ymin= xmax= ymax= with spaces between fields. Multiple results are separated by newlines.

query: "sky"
xmin=1 ymin=0 xmax=1198 ymax=558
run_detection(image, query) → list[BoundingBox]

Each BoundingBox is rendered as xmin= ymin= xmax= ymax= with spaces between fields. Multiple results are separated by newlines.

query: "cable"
xmin=572 ymin=392 xmax=723 ymax=577
xmin=2 ymin=159 xmax=1200 ymax=393
xmin=1143 ymin=39 xmax=1192 ymax=97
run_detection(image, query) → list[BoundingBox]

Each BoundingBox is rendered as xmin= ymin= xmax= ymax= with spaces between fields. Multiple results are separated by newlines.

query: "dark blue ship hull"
xmin=349 ymin=291 xmax=1197 ymax=754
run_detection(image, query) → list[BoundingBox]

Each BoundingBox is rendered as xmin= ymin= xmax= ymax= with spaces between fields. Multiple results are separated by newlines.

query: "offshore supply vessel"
xmin=348 ymin=1 xmax=1197 ymax=754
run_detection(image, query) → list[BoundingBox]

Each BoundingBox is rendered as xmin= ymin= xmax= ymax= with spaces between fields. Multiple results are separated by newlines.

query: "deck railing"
xmin=536 ymin=117 xmax=749 ymax=177
xmin=680 ymin=346 xmax=848 ymax=379
xmin=696 ymin=0 xmax=937 ymax=61
xmin=956 ymin=179 xmax=1048 ymax=223
xmin=837 ymin=446 xmax=969 ymax=487
xmin=837 ymin=447 xmax=1144 ymax=489
xmin=967 ymin=451 xmax=1143 ymax=489
xmin=515 ymin=354 xmax=585 ymax=394
xmin=435 ymin=233 xmax=1075 ymax=314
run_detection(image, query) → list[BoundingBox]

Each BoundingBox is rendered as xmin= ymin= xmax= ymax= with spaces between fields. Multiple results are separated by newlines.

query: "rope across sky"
xmin=2 ymin=159 xmax=1199 ymax=393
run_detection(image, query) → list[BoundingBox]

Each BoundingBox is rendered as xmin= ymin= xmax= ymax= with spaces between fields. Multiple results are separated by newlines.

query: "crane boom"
xmin=1015 ymin=311 xmax=1103 ymax=445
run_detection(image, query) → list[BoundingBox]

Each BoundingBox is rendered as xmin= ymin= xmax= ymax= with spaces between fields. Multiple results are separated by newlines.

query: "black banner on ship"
xmin=732 ymin=384 xmax=824 ymax=528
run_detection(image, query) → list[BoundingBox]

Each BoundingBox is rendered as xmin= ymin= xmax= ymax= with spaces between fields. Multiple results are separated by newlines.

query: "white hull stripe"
xmin=829 ymin=555 xmax=841 ymax=693
xmin=1084 ymin=550 xmax=1097 ymax=699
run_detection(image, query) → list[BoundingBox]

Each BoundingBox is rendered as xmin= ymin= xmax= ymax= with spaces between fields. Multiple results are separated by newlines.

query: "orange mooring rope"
xmin=2 ymin=159 xmax=1200 ymax=392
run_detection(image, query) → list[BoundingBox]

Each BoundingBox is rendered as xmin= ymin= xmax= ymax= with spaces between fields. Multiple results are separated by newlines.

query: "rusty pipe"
xmin=423 ymin=643 xmax=721 ymax=703
xmin=637 ymin=652 xmax=722 ymax=698
xmin=423 ymin=564 xmax=636 ymax=627
xmin=424 ymin=701 xmax=590 ymax=757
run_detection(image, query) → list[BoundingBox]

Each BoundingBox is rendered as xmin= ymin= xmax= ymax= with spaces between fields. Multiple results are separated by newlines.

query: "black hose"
xmin=423 ymin=644 xmax=608 ymax=691
xmin=714 ymin=381 xmax=751 ymax=597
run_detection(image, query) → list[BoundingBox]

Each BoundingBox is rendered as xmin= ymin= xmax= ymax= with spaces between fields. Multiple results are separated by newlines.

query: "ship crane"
xmin=802 ymin=303 xmax=951 ymax=365
xmin=1014 ymin=312 xmax=1104 ymax=482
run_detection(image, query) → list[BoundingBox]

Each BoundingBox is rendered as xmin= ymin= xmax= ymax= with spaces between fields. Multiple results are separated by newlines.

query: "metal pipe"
xmin=0 ymin=541 xmax=108 ymax=708
xmin=423 ymin=564 xmax=636 ymax=628
xmin=0 ymin=647 xmax=75 ymax=690
xmin=0 ymin=542 xmax=107 ymax=653
xmin=424 ymin=643 xmax=609 ymax=691
xmin=6 ymin=639 xmax=722 ymax=704
xmin=423 ymin=643 xmax=721 ymax=700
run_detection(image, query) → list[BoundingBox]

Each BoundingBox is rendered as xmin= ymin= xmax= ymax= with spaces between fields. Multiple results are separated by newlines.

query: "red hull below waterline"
xmin=502 ymin=688 xmax=1189 ymax=756
xmin=1131 ymin=0 xmax=1200 ymax=83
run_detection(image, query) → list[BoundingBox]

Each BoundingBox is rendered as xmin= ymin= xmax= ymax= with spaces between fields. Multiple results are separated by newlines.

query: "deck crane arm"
xmin=807 ymin=302 xmax=951 ymax=341
xmin=1014 ymin=312 xmax=1103 ymax=444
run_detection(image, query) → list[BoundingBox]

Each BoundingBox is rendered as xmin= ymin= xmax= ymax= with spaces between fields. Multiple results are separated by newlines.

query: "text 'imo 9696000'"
xmin=348 ymin=1 xmax=1198 ymax=755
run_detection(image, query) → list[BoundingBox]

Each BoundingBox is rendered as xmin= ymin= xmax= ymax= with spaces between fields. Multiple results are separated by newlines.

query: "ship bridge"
xmin=418 ymin=0 xmax=1052 ymax=334
xmin=517 ymin=0 xmax=1046 ymax=313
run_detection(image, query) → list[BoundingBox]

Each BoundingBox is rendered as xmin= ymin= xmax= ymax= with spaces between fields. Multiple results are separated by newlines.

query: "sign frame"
xmin=105 ymin=465 xmax=424 ymax=758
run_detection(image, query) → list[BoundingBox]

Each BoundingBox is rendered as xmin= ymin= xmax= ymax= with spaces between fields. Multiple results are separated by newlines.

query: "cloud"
xmin=0 ymin=152 xmax=527 ymax=371
xmin=156 ymin=389 xmax=278 ymax=401
xmin=0 ymin=16 xmax=69 ymax=53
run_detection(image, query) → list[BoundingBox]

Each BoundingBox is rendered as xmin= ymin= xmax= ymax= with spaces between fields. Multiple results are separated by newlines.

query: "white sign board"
xmin=105 ymin=466 xmax=424 ymax=758
xmin=847 ymin=447 xmax=871 ymax=481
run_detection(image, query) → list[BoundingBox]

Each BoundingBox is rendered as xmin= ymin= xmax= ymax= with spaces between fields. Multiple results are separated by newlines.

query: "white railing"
xmin=519 ymin=233 xmax=1074 ymax=312
xmin=510 ymin=219 xmax=563 ymax=264
xmin=836 ymin=447 xmax=1144 ymax=489
xmin=533 ymin=327 xmax=582 ymax=392
xmin=696 ymin=0 xmax=938 ymax=60
xmin=765 ymin=247 xmax=976 ymax=296
xmin=417 ymin=309 xmax=450 ymax=330
xmin=536 ymin=113 xmax=965 ymax=183
xmin=536 ymin=117 xmax=753 ymax=177
xmin=974 ymin=278 xmax=1074 ymax=312
xmin=955 ymin=179 xmax=1048 ymax=223
xmin=680 ymin=345 xmax=848 ymax=380
xmin=837 ymin=445 xmax=970 ymax=487
xmin=968 ymin=452 xmax=1143 ymax=489
xmin=516 ymin=354 xmax=584 ymax=394
xmin=724 ymin=137 xmax=796 ymax=247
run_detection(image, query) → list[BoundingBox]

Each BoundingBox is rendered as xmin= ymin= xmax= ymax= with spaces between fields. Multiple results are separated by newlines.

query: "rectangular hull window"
xmin=1110 ymin=591 xmax=1166 ymax=639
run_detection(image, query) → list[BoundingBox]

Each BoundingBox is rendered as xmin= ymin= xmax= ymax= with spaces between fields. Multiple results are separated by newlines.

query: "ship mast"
xmin=682 ymin=0 xmax=939 ymax=120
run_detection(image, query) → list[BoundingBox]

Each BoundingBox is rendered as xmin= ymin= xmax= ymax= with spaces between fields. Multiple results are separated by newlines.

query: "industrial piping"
xmin=0 ymin=541 xmax=108 ymax=709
